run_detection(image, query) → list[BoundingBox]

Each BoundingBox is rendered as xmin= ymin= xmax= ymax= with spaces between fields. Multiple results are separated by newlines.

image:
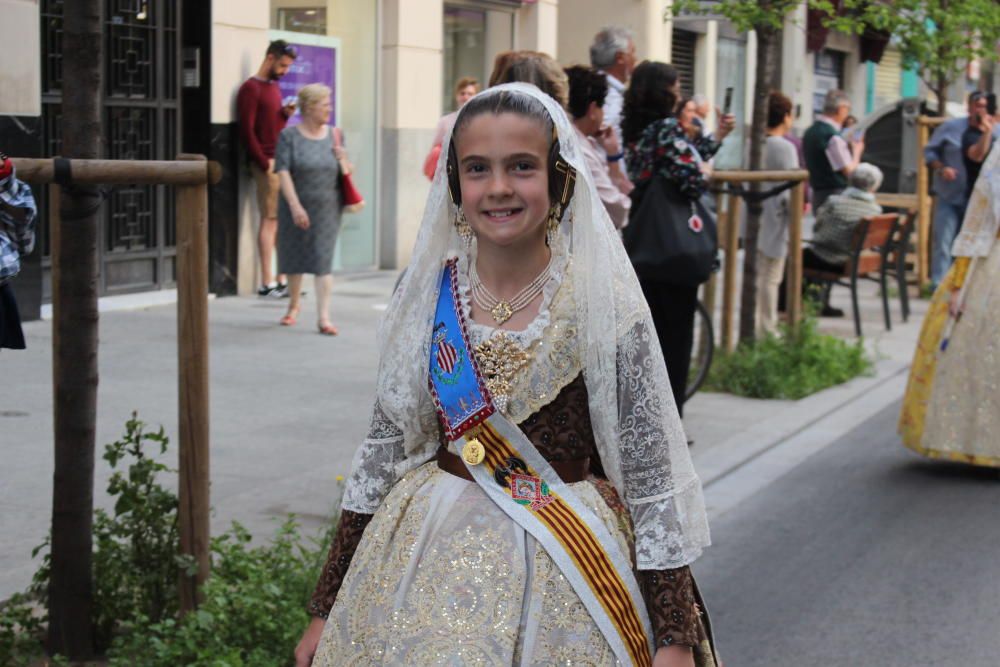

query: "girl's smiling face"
xmin=455 ymin=112 xmax=551 ymax=251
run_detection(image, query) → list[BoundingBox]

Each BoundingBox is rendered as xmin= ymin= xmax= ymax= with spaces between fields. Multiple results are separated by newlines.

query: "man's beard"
xmin=268 ymin=66 xmax=283 ymax=81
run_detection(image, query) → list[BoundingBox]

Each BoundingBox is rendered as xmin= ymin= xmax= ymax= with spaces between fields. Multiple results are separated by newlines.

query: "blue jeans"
xmin=931 ymin=199 xmax=967 ymax=287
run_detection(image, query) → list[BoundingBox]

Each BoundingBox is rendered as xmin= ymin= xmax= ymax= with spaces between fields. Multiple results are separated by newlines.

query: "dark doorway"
xmin=39 ymin=0 xmax=182 ymax=299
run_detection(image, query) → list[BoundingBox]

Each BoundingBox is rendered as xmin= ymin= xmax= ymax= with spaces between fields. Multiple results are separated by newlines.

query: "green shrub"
xmin=0 ymin=414 xmax=182 ymax=663
xmin=0 ymin=414 xmax=338 ymax=666
xmin=108 ymin=518 xmax=333 ymax=667
xmin=703 ymin=311 xmax=873 ymax=399
xmin=92 ymin=416 xmax=185 ymax=649
xmin=0 ymin=591 xmax=45 ymax=666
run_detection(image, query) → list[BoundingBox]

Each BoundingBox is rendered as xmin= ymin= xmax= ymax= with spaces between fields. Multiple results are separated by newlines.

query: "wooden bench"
xmin=803 ymin=213 xmax=903 ymax=337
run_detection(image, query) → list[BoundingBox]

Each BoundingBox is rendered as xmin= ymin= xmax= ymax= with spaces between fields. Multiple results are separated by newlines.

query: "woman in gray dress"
xmin=275 ymin=83 xmax=345 ymax=335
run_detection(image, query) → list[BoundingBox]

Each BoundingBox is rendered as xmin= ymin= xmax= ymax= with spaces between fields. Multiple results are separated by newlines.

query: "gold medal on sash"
xmin=462 ymin=438 xmax=486 ymax=465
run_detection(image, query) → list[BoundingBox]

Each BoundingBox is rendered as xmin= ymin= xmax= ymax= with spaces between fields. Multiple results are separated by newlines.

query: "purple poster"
xmin=278 ymin=42 xmax=338 ymax=127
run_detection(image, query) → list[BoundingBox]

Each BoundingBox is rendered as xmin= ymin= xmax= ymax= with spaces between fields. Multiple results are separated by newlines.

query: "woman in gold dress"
xmin=293 ymin=85 xmax=718 ymax=667
xmin=899 ymin=142 xmax=1000 ymax=467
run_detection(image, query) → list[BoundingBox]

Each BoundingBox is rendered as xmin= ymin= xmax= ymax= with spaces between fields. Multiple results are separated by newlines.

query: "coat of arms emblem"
xmin=432 ymin=322 xmax=464 ymax=383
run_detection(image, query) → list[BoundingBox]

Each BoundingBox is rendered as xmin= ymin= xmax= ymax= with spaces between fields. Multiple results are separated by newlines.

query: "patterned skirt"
xmin=899 ymin=245 xmax=1000 ymax=467
xmin=312 ymin=462 xmax=634 ymax=666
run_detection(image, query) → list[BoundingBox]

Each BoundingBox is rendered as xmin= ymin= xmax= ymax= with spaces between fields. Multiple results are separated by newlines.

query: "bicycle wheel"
xmin=685 ymin=300 xmax=715 ymax=401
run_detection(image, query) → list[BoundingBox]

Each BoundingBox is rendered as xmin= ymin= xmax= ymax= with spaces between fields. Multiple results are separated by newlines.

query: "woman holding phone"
xmin=621 ymin=62 xmax=734 ymax=416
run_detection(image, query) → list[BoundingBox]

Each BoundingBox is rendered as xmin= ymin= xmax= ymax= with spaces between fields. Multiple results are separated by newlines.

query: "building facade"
xmin=2 ymin=0 xmax=995 ymax=320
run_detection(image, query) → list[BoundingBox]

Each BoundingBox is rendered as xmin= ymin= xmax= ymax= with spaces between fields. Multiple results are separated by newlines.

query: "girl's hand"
xmin=948 ymin=289 xmax=964 ymax=319
xmin=294 ymin=617 xmax=326 ymax=667
xmin=653 ymin=645 xmax=695 ymax=667
xmin=292 ymin=204 xmax=311 ymax=230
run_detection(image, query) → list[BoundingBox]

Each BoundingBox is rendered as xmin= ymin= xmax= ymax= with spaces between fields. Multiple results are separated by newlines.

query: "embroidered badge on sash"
xmin=431 ymin=322 xmax=465 ymax=384
xmin=494 ymin=456 xmax=554 ymax=511
xmin=509 ymin=473 xmax=554 ymax=511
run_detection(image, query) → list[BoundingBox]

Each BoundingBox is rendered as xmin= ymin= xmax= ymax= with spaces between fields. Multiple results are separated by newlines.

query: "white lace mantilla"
xmin=342 ymin=83 xmax=710 ymax=569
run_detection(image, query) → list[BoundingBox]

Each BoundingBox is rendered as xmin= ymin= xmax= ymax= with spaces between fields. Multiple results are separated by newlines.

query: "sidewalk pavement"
xmin=0 ymin=269 xmax=926 ymax=600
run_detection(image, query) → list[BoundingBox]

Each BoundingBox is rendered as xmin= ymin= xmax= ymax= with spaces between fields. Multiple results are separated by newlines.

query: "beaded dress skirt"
xmin=899 ymin=243 xmax=1000 ymax=468
xmin=311 ymin=459 xmax=633 ymax=666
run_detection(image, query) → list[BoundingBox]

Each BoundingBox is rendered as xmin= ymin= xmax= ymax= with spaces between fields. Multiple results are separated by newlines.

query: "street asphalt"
xmin=695 ymin=401 xmax=1000 ymax=667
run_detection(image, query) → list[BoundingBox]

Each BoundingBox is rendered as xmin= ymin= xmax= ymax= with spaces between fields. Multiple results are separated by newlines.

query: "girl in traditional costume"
xmin=900 ymin=142 xmax=1000 ymax=467
xmin=294 ymin=84 xmax=716 ymax=667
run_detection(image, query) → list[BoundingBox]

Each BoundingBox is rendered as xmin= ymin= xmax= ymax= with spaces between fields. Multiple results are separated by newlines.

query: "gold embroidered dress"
xmin=899 ymin=143 xmax=1000 ymax=467
xmin=310 ymin=254 xmax=714 ymax=665
xmin=306 ymin=84 xmax=714 ymax=666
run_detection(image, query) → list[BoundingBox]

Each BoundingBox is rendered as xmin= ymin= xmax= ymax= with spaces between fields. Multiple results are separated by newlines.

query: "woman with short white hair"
xmin=274 ymin=82 xmax=349 ymax=335
xmin=800 ymin=162 xmax=884 ymax=303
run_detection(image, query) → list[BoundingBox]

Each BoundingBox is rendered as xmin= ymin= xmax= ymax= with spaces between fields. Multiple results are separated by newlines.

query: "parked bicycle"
xmin=686 ymin=300 xmax=715 ymax=400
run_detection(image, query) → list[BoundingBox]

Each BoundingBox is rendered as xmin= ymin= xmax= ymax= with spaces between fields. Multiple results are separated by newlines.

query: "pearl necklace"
xmin=470 ymin=255 xmax=554 ymax=325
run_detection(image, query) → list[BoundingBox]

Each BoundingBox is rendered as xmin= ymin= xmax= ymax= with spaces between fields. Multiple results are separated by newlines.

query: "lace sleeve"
xmin=616 ymin=318 xmax=710 ymax=570
xmin=341 ymin=400 xmax=406 ymax=514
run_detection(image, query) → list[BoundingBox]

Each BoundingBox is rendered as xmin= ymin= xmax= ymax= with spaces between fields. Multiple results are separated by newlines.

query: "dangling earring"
xmin=545 ymin=204 xmax=562 ymax=246
xmin=455 ymin=206 xmax=473 ymax=246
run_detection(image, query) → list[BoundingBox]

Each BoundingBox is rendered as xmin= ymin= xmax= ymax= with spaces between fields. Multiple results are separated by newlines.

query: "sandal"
xmin=280 ymin=308 xmax=299 ymax=326
xmin=318 ymin=322 xmax=339 ymax=336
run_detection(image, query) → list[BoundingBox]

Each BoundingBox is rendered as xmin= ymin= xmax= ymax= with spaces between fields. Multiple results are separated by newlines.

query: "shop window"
xmin=277 ymin=8 xmax=326 ymax=35
xmin=713 ymin=37 xmax=747 ymax=170
xmin=443 ymin=4 xmax=514 ymax=112
xmin=270 ymin=1 xmax=378 ymax=270
xmin=813 ymin=49 xmax=846 ymax=117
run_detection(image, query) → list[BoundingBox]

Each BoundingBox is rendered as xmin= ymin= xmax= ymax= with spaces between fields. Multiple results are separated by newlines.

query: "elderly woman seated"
xmin=802 ymin=162 xmax=884 ymax=316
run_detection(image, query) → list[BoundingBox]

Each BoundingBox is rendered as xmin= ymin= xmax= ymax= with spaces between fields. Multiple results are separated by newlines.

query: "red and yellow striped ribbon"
xmin=475 ymin=422 xmax=651 ymax=667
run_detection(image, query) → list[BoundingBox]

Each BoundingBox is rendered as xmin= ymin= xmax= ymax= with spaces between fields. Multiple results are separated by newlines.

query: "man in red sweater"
xmin=237 ymin=40 xmax=297 ymax=297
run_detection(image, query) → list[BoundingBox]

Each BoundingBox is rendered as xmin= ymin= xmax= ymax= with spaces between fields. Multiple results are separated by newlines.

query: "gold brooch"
xmin=474 ymin=332 xmax=530 ymax=412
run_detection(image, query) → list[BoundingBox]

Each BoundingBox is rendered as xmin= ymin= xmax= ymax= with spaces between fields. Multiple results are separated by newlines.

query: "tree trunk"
xmin=737 ymin=23 xmax=781 ymax=343
xmin=934 ymin=0 xmax=950 ymax=115
xmin=47 ymin=0 xmax=102 ymax=659
xmin=935 ymin=70 xmax=949 ymax=117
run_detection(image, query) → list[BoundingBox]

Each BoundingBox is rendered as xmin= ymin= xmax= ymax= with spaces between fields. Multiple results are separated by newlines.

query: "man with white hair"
xmin=803 ymin=89 xmax=866 ymax=210
xmin=589 ymin=26 xmax=637 ymax=147
xmin=692 ymin=94 xmax=711 ymax=121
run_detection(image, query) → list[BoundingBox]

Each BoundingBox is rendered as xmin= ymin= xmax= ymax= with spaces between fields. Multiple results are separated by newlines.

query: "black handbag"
xmin=623 ymin=175 xmax=717 ymax=286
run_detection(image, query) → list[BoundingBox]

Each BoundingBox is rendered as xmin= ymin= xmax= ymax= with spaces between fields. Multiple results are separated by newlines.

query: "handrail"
xmin=12 ymin=157 xmax=222 ymax=185
xmin=712 ymin=169 xmax=809 ymax=183
xmin=15 ymin=155 xmax=219 ymax=612
xmin=707 ymin=170 xmax=808 ymax=349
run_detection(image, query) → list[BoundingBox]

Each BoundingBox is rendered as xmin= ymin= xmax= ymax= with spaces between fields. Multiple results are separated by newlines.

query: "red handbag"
xmin=333 ymin=127 xmax=365 ymax=213
xmin=423 ymin=144 xmax=442 ymax=180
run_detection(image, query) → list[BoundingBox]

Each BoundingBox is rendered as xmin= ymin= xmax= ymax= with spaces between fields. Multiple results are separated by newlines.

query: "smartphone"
xmin=723 ymin=87 xmax=734 ymax=115
xmin=987 ymin=93 xmax=997 ymax=116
